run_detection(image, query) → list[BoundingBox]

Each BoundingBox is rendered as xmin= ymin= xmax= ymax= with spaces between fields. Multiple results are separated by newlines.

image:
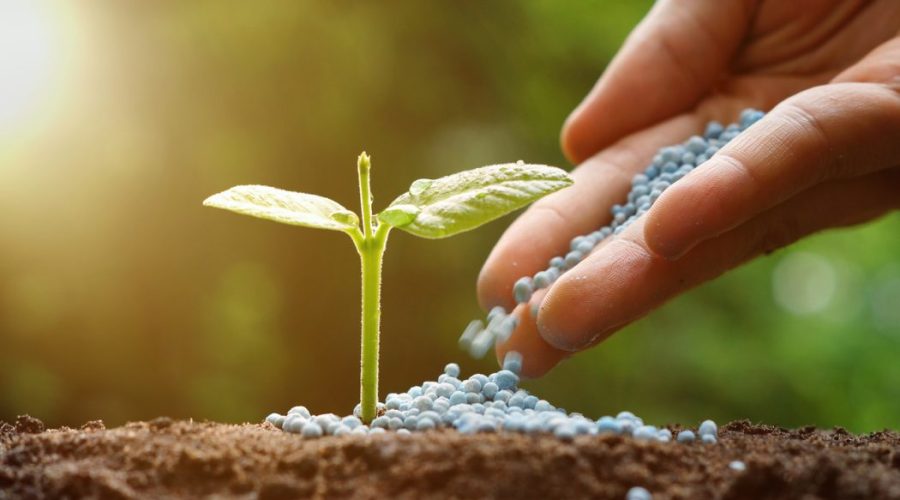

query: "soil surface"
xmin=1 ymin=415 xmax=898 ymax=499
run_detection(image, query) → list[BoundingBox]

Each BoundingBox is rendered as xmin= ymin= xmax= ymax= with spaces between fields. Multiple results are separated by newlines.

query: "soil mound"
xmin=1 ymin=416 xmax=898 ymax=499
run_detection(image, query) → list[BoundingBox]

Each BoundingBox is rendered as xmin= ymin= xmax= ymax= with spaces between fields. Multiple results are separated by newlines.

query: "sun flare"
xmin=0 ymin=0 xmax=60 ymax=131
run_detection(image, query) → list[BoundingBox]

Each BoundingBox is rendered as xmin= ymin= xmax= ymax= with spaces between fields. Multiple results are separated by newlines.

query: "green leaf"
xmin=409 ymin=178 xmax=432 ymax=197
xmin=377 ymin=204 xmax=420 ymax=228
xmin=381 ymin=163 xmax=572 ymax=239
xmin=203 ymin=185 xmax=359 ymax=232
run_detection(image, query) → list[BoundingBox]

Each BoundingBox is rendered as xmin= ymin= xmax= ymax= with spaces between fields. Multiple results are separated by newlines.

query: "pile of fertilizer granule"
xmin=266 ymin=352 xmax=719 ymax=447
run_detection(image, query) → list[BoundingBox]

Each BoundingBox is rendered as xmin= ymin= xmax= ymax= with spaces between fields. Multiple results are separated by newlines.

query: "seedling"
xmin=203 ymin=153 xmax=572 ymax=422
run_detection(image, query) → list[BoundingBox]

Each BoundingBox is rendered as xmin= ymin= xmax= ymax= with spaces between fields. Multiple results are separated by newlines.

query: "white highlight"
xmin=0 ymin=0 xmax=58 ymax=130
xmin=772 ymin=252 xmax=837 ymax=315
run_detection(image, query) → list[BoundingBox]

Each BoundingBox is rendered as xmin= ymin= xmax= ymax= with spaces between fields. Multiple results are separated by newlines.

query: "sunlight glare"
xmin=0 ymin=0 xmax=58 ymax=131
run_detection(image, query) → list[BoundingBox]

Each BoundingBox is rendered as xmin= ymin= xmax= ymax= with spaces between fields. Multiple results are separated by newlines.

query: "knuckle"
xmin=780 ymin=101 xmax=838 ymax=181
xmin=610 ymin=236 xmax=655 ymax=263
xmin=715 ymin=151 xmax=760 ymax=190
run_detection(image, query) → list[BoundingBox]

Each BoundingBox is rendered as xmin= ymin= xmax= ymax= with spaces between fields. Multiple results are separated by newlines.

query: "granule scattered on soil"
xmin=2 ymin=416 xmax=898 ymax=499
xmin=267 ymin=358 xmax=700 ymax=443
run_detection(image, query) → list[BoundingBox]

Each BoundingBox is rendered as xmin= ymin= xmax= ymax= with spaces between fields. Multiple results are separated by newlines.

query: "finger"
xmin=645 ymin=81 xmax=900 ymax=259
xmin=538 ymin=166 xmax=900 ymax=352
xmin=832 ymin=35 xmax=900 ymax=86
xmin=493 ymin=290 xmax=569 ymax=379
xmin=478 ymin=114 xmax=705 ymax=312
xmin=733 ymin=0 xmax=897 ymax=74
xmin=561 ymin=0 xmax=754 ymax=164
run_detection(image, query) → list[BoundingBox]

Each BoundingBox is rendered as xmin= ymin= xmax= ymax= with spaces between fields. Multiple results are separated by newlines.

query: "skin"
xmin=477 ymin=0 xmax=900 ymax=377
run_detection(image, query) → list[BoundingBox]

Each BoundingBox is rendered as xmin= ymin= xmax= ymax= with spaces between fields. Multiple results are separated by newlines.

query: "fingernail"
xmin=539 ymin=321 xmax=607 ymax=352
xmin=535 ymin=301 xmax=593 ymax=352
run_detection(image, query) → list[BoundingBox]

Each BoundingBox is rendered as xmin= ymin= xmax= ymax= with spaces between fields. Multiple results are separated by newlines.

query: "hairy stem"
xmin=358 ymin=224 xmax=389 ymax=423
xmin=355 ymin=153 xmax=389 ymax=423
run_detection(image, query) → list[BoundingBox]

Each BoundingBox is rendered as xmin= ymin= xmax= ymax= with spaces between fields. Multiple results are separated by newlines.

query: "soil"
xmin=1 ymin=415 xmax=898 ymax=499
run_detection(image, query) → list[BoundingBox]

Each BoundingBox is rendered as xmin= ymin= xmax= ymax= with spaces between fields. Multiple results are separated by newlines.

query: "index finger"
xmin=561 ymin=0 xmax=752 ymax=163
xmin=645 ymin=82 xmax=900 ymax=260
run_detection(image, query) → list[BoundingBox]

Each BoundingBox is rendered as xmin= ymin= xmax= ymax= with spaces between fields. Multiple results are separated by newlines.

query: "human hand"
xmin=478 ymin=0 xmax=900 ymax=377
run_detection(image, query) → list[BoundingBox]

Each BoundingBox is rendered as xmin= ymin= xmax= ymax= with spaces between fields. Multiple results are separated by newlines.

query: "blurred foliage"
xmin=0 ymin=0 xmax=897 ymax=432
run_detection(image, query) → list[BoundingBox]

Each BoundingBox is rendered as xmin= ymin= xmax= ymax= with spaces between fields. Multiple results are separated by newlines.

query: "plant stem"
xmin=358 ymin=153 xmax=374 ymax=240
xmin=355 ymin=153 xmax=390 ymax=423
xmin=358 ymin=224 xmax=388 ymax=423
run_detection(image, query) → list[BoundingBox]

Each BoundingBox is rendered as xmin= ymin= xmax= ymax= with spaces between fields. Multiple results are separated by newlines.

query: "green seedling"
xmin=203 ymin=152 xmax=572 ymax=422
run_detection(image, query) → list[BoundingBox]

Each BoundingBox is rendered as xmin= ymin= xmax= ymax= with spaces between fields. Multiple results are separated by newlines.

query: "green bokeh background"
xmin=1 ymin=1 xmax=897 ymax=432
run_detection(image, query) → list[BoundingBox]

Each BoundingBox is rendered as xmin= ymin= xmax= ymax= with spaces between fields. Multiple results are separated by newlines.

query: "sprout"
xmin=204 ymin=152 xmax=572 ymax=422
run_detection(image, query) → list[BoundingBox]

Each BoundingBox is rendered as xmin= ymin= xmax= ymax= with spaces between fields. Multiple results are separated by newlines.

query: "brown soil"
xmin=1 ymin=415 xmax=898 ymax=499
